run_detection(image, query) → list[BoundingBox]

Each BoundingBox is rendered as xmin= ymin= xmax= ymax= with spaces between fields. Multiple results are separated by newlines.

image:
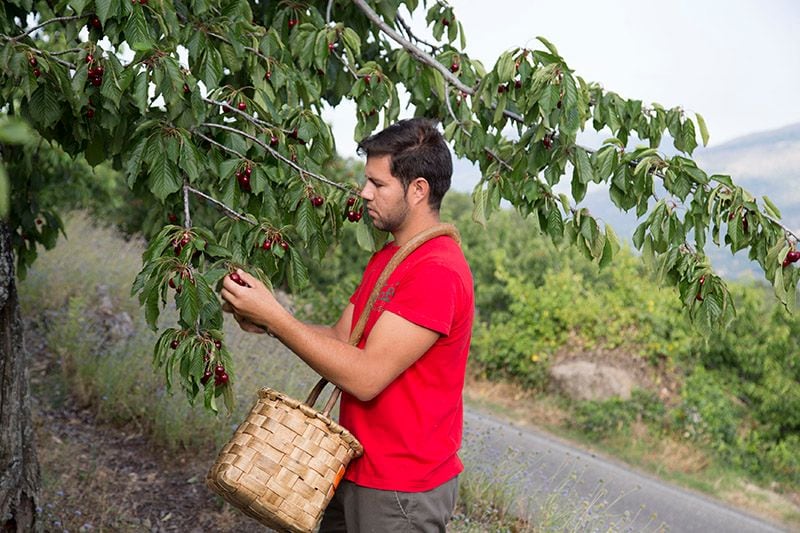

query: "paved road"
xmin=462 ymin=409 xmax=788 ymax=532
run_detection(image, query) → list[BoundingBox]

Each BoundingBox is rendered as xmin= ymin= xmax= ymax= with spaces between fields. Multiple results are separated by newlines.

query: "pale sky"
xmin=327 ymin=0 xmax=800 ymax=158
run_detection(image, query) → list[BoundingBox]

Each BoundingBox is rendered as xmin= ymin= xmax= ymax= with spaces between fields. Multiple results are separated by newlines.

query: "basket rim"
xmin=258 ymin=387 xmax=363 ymax=456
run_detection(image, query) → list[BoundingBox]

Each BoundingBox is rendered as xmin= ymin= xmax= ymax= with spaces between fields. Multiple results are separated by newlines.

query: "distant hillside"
xmin=451 ymin=123 xmax=800 ymax=279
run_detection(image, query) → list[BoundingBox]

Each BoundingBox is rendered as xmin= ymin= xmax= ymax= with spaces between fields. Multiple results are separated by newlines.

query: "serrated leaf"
xmin=762 ymin=196 xmax=782 ymax=219
xmin=149 ymin=151 xmax=182 ymax=201
xmin=95 ymin=0 xmax=114 ymax=25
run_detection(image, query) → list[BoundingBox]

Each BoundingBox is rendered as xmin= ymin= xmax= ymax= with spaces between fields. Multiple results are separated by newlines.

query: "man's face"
xmin=360 ymin=155 xmax=410 ymax=233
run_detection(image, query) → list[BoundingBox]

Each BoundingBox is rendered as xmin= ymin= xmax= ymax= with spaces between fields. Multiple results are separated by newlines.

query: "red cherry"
xmin=270 ymin=135 xmax=279 ymax=146
xmin=237 ymin=101 xmax=246 ymax=111
xmin=201 ymin=370 xmax=213 ymax=385
xmin=288 ymin=129 xmax=298 ymax=139
xmin=33 ymin=68 xmax=41 ymax=78
xmin=244 ymin=165 xmax=252 ymax=176
xmin=265 ymin=71 xmax=272 ymax=81
xmin=183 ymin=83 xmax=190 ymax=94
xmin=29 ymin=57 xmax=37 ymax=67
xmin=782 ymin=250 xmax=800 ymax=267
xmin=450 ymin=62 xmax=459 ymax=73
xmin=215 ymin=372 xmax=229 ymax=386
xmin=95 ymin=65 xmax=104 ymax=76
xmin=90 ymin=17 xmax=101 ymax=29
xmin=364 ymin=74 xmax=371 ymax=84
xmin=354 ymin=211 xmax=362 ymax=221
xmin=91 ymin=76 xmax=102 ymax=87
xmin=170 ymin=339 xmax=179 ymax=349
xmin=229 ymin=272 xmax=247 ymax=287
xmin=139 ymin=0 xmax=148 ymax=4
xmin=238 ymin=174 xmax=251 ymax=191
xmin=441 ymin=18 xmax=450 ymax=26
xmin=497 ymin=85 xmax=505 ymax=94
xmin=214 ymin=340 xmax=222 ymax=349
xmin=290 ymin=153 xmax=297 ymax=163
xmin=168 ymin=278 xmax=177 ymax=289
xmin=262 ymin=238 xmax=272 ymax=250
xmin=347 ymin=197 xmax=356 ymax=206
xmin=288 ymin=18 xmax=298 ymax=29
xmin=214 ymin=364 xmax=225 ymax=376
xmin=515 ymin=79 xmax=522 ymax=89
xmin=36 ymin=218 xmax=43 ymax=225
xmin=280 ymin=241 xmax=289 ymax=251
xmin=328 ymin=42 xmax=335 ymax=53
xmin=87 ymin=108 xmax=95 ymax=119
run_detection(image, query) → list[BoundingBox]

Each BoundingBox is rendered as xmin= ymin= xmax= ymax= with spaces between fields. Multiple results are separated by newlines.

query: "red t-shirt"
xmin=341 ymin=234 xmax=474 ymax=491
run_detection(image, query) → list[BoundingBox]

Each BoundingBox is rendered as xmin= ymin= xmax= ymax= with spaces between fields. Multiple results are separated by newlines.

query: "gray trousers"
xmin=318 ymin=477 xmax=459 ymax=533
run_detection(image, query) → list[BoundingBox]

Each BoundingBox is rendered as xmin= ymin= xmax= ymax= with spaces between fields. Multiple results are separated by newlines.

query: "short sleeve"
xmin=382 ymin=261 xmax=460 ymax=336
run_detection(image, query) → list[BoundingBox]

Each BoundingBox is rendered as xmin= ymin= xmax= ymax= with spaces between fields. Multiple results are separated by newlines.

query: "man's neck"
xmin=391 ymin=210 xmax=441 ymax=248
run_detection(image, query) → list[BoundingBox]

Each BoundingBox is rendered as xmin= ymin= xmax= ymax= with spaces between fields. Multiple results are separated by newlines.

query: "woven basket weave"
xmin=206 ymin=224 xmax=460 ymax=532
xmin=206 ymin=382 xmax=362 ymax=532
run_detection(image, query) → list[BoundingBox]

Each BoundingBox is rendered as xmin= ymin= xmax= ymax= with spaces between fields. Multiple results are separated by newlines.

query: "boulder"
xmin=548 ymin=361 xmax=635 ymax=401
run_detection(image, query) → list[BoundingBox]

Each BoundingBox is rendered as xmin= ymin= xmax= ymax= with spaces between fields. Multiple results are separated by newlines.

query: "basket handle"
xmin=304 ymin=223 xmax=461 ymax=416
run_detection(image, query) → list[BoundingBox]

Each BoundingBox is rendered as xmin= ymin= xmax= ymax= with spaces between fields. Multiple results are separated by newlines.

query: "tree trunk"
xmin=0 ymin=221 xmax=40 ymax=532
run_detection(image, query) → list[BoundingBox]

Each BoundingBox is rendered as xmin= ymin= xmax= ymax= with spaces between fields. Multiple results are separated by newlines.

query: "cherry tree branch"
xmin=201 ymin=122 xmax=352 ymax=193
xmin=185 ymin=185 xmax=255 ymax=225
xmin=192 ymin=130 xmax=249 ymax=161
xmin=182 ymin=180 xmax=192 ymax=229
xmin=9 ymin=15 xmax=83 ymax=40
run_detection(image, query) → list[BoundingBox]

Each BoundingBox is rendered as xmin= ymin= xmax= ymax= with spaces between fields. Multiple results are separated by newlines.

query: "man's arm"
xmin=304 ymin=303 xmax=354 ymax=342
xmin=221 ymin=270 xmax=438 ymax=401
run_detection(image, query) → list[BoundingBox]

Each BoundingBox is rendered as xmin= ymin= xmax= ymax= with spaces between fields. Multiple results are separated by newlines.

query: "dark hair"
xmin=357 ymin=118 xmax=452 ymax=210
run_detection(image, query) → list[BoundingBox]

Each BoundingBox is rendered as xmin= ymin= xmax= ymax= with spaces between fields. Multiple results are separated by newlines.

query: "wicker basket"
xmin=206 ymin=224 xmax=460 ymax=532
xmin=206 ymin=381 xmax=362 ymax=533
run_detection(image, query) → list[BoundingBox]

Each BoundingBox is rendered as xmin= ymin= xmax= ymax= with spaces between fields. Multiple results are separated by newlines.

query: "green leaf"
xmin=95 ymin=0 xmax=114 ymax=25
xmin=762 ymin=196 xmax=782 ymax=219
xmin=28 ymin=86 xmax=62 ymax=129
xmin=495 ymin=52 xmax=515 ymax=82
xmin=125 ymin=8 xmax=154 ymax=51
xmin=695 ymin=112 xmax=710 ymax=147
xmin=536 ymin=36 xmax=560 ymax=57
xmin=149 ymin=150 xmax=182 ymax=201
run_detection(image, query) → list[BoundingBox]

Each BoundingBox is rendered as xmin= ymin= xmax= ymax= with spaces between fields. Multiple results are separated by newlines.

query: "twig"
xmin=185 ymin=185 xmax=255 ymax=225
xmin=326 ymin=0 xmax=335 ymax=23
xmin=10 ymin=15 xmax=83 ymax=40
xmin=201 ymin=122 xmax=351 ymax=192
xmin=202 ymin=97 xmax=279 ymax=132
xmin=182 ymin=180 xmax=192 ymax=229
xmin=193 ymin=130 xmax=249 ymax=161
xmin=396 ymin=14 xmax=440 ymax=54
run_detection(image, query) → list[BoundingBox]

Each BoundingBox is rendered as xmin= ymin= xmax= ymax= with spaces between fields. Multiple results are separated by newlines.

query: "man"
xmin=220 ymin=118 xmax=474 ymax=532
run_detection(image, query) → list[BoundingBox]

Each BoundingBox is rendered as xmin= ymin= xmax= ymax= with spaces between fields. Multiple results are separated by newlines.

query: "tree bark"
xmin=0 ymin=221 xmax=40 ymax=532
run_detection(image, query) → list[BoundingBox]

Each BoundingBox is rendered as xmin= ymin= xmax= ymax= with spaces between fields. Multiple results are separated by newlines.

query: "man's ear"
xmin=407 ymin=177 xmax=430 ymax=207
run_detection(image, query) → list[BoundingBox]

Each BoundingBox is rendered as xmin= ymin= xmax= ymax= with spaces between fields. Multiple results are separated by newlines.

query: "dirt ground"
xmin=28 ymin=327 xmax=272 ymax=532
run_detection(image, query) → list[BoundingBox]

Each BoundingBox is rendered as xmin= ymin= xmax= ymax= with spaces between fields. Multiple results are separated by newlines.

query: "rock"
xmin=548 ymin=361 xmax=635 ymax=401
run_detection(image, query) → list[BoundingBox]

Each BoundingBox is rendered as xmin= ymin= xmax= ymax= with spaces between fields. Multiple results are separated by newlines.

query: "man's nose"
xmin=360 ymin=184 xmax=373 ymax=200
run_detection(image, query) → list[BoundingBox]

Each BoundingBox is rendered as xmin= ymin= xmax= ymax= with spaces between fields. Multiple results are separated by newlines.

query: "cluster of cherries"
xmin=236 ymin=164 xmax=253 ymax=192
xmin=172 ymin=232 xmax=191 ymax=255
xmin=28 ymin=56 xmax=41 ymax=78
xmin=783 ymin=250 xmax=800 ymax=268
xmin=86 ymin=55 xmax=104 ymax=88
xmin=345 ymin=197 xmax=363 ymax=222
xmin=309 ymin=195 xmax=324 ymax=207
xmin=261 ymin=234 xmax=290 ymax=252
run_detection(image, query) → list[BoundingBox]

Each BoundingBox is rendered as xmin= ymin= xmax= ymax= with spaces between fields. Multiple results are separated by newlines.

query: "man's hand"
xmin=220 ymin=269 xmax=284 ymax=335
xmin=221 ymin=301 xmax=267 ymax=334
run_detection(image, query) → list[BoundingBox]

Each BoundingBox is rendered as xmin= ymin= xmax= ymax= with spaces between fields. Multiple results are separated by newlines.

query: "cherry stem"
xmin=326 ymin=0 xmax=335 ymax=22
